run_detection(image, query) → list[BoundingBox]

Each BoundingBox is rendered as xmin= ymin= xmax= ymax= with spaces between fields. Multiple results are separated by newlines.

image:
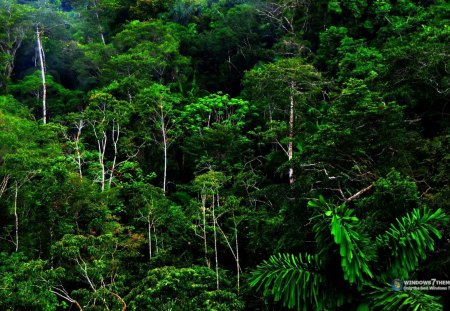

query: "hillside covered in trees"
xmin=0 ymin=0 xmax=449 ymax=310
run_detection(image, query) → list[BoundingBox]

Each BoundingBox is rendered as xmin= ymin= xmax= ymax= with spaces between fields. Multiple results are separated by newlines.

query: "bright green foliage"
xmin=376 ymin=208 xmax=447 ymax=279
xmin=0 ymin=95 xmax=62 ymax=179
xmin=182 ymin=92 xmax=254 ymax=132
xmin=309 ymin=197 xmax=373 ymax=284
xmin=367 ymin=286 xmax=443 ymax=311
xmin=243 ymin=57 xmax=322 ymax=114
xmin=250 ymin=196 xmax=446 ymax=310
xmin=193 ymin=170 xmax=228 ymax=192
xmin=126 ymin=266 xmax=244 ymax=310
xmin=0 ymin=252 xmax=60 ymax=310
xmin=249 ymin=253 xmax=326 ymax=311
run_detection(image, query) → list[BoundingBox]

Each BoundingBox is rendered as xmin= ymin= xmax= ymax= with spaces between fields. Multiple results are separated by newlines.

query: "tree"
xmin=180 ymin=92 xmax=255 ymax=174
xmin=126 ymin=266 xmax=244 ymax=311
xmin=0 ymin=0 xmax=33 ymax=89
xmin=250 ymin=196 xmax=447 ymax=310
xmin=243 ymin=57 xmax=322 ymax=184
xmin=83 ymin=91 xmax=129 ymax=191
xmin=0 ymin=252 xmax=61 ymax=310
xmin=193 ymin=170 xmax=228 ymax=289
xmin=136 ymin=84 xmax=181 ymax=194
xmin=106 ymin=20 xmax=190 ymax=88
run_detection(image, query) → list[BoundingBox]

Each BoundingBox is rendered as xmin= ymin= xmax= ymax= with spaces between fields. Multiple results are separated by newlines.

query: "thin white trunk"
xmin=0 ymin=174 xmax=10 ymax=199
xmin=148 ymin=214 xmax=152 ymax=259
xmin=154 ymin=226 xmax=159 ymax=254
xmin=99 ymin=133 xmax=106 ymax=192
xmin=92 ymin=124 xmax=107 ymax=192
xmin=288 ymin=82 xmax=295 ymax=185
xmin=216 ymin=216 xmax=241 ymax=293
xmin=75 ymin=121 xmax=85 ymax=179
xmin=161 ymin=108 xmax=168 ymax=195
xmin=50 ymin=285 xmax=83 ymax=310
xmin=75 ymin=141 xmax=83 ymax=178
xmin=233 ymin=213 xmax=240 ymax=294
xmin=93 ymin=0 xmax=106 ymax=45
xmin=212 ymin=194 xmax=219 ymax=290
xmin=202 ymin=194 xmax=209 ymax=268
xmin=14 ymin=181 xmax=18 ymax=252
xmin=36 ymin=25 xmax=47 ymax=124
xmin=108 ymin=121 xmax=119 ymax=189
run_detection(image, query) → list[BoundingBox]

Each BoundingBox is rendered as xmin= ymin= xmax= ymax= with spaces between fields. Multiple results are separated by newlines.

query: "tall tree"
xmin=243 ymin=57 xmax=322 ymax=184
xmin=0 ymin=0 xmax=33 ymax=90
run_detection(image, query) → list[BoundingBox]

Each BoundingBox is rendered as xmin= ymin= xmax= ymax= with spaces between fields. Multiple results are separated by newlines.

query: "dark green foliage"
xmin=0 ymin=0 xmax=448 ymax=310
xmin=126 ymin=266 xmax=244 ymax=310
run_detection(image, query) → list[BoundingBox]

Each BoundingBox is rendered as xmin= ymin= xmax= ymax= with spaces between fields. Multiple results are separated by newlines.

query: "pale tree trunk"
xmin=100 ymin=132 xmax=106 ymax=192
xmin=288 ymin=82 xmax=295 ymax=185
xmin=50 ymin=285 xmax=83 ymax=310
xmin=92 ymin=0 xmax=106 ymax=45
xmin=160 ymin=107 xmax=168 ymax=195
xmin=108 ymin=120 xmax=120 ymax=190
xmin=14 ymin=181 xmax=18 ymax=252
xmin=1 ymin=40 xmax=23 ymax=82
xmin=0 ymin=174 xmax=10 ymax=199
xmin=0 ymin=20 xmax=25 ymax=85
xmin=92 ymin=124 xmax=107 ymax=192
xmin=75 ymin=120 xmax=85 ymax=179
xmin=146 ymin=212 xmax=157 ymax=259
xmin=148 ymin=215 xmax=152 ymax=259
xmin=36 ymin=25 xmax=47 ymax=124
xmin=201 ymin=193 xmax=210 ymax=268
xmin=212 ymin=193 xmax=219 ymax=290
xmin=216 ymin=212 xmax=241 ymax=293
xmin=154 ymin=226 xmax=159 ymax=254
xmin=233 ymin=212 xmax=241 ymax=294
xmin=76 ymin=257 xmax=110 ymax=310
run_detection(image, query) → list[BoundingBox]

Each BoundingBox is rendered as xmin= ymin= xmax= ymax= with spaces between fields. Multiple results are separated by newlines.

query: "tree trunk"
xmin=154 ymin=226 xmax=159 ymax=254
xmin=108 ymin=120 xmax=119 ymax=190
xmin=213 ymin=194 xmax=219 ymax=290
xmin=288 ymin=82 xmax=295 ymax=185
xmin=233 ymin=213 xmax=240 ymax=294
xmin=201 ymin=194 xmax=210 ymax=268
xmin=92 ymin=0 xmax=106 ymax=45
xmin=14 ymin=181 xmax=18 ymax=252
xmin=75 ymin=120 xmax=85 ymax=179
xmin=92 ymin=125 xmax=107 ymax=192
xmin=148 ymin=214 xmax=152 ymax=259
xmin=36 ymin=25 xmax=47 ymax=124
xmin=161 ymin=107 xmax=168 ymax=195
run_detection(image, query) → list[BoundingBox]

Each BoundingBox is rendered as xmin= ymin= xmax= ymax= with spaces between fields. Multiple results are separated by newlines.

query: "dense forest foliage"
xmin=0 ymin=0 xmax=449 ymax=309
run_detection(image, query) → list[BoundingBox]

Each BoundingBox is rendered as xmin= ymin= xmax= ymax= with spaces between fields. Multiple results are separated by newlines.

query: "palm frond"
xmin=249 ymin=253 xmax=327 ymax=311
xmin=309 ymin=197 xmax=373 ymax=284
xmin=376 ymin=208 xmax=446 ymax=278
xmin=365 ymin=285 xmax=443 ymax=311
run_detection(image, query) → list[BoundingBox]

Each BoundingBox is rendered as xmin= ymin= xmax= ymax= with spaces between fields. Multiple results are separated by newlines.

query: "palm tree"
xmin=250 ymin=196 xmax=446 ymax=310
